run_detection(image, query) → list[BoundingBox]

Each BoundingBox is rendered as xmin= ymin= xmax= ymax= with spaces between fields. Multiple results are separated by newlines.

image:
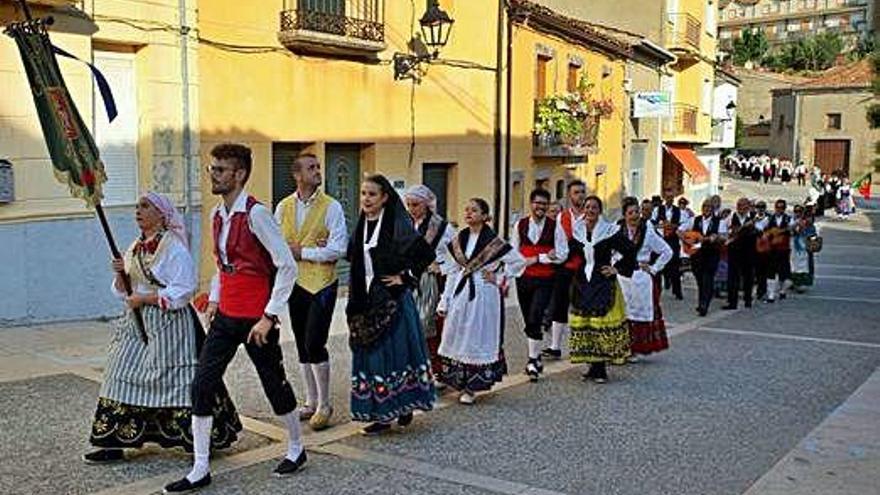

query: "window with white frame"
xmin=701 ymin=78 xmax=713 ymax=116
xmin=93 ymin=51 xmax=139 ymax=206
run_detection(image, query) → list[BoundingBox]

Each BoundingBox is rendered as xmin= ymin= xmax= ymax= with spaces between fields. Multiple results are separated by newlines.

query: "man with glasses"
xmin=512 ymin=189 xmax=568 ymax=381
xmin=164 ymin=143 xmax=305 ymax=493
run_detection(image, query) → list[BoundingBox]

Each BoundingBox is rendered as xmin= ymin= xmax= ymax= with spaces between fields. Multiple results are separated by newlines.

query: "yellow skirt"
xmin=569 ymin=283 xmax=630 ymax=364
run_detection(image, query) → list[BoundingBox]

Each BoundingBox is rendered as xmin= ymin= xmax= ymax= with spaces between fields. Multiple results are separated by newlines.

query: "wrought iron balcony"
xmin=533 ymin=114 xmax=600 ymax=158
xmin=665 ymin=103 xmax=699 ymax=137
xmin=279 ymin=0 xmax=386 ymax=57
xmin=666 ymin=12 xmax=702 ymax=55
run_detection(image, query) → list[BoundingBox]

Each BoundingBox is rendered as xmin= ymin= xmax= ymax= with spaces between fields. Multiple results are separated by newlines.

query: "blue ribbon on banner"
xmin=52 ymin=45 xmax=118 ymax=123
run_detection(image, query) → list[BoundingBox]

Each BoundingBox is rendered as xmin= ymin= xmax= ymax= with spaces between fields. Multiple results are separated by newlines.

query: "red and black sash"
xmin=448 ymin=227 xmax=511 ymax=301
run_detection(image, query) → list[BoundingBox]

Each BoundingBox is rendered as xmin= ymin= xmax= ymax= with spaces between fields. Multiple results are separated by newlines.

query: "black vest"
xmin=657 ymin=204 xmax=681 ymax=225
xmin=518 ymin=217 xmax=556 ymax=248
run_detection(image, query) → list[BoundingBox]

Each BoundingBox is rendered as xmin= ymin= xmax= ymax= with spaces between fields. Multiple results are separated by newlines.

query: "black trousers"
xmin=755 ymin=253 xmax=769 ymax=298
xmin=192 ymin=312 xmax=297 ymax=417
xmin=662 ymin=255 xmax=683 ymax=298
xmin=727 ymin=246 xmax=755 ymax=307
xmin=692 ymin=255 xmax=719 ymax=311
xmin=516 ymin=276 xmax=554 ymax=340
xmin=545 ymin=269 xmax=574 ymax=325
xmin=288 ymin=282 xmax=338 ymax=364
xmin=768 ymin=250 xmax=792 ymax=281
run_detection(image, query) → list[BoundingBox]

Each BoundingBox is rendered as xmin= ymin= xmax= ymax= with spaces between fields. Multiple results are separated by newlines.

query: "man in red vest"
xmin=513 ymin=189 xmax=568 ymax=381
xmin=542 ymin=180 xmax=586 ymax=360
xmin=165 ymin=144 xmax=303 ymax=493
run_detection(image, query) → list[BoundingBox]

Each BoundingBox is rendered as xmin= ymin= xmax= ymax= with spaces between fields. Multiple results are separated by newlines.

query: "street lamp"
xmin=393 ymin=1 xmax=455 ymax=80
xmin=725 ymin=101 xmax=737 ymax=121
xmin=420 ymin=1 xmax=454 ymax=55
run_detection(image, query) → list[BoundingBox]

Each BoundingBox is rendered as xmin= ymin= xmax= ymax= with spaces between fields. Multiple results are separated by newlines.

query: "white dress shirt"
xmin=112 ymin=234 xmax=197 ymax=311
xmin=209 ymin=190 xmax=297 ymax=316
xmin=273 ymin=189 xmax=348 ymax=263
xmin=510 ymin=216 xmax=569 ymax=264
xmin=626 ymin=226 xmax=673 ymax=275
xmin=680 ymin=215 xmax=729 ymax=236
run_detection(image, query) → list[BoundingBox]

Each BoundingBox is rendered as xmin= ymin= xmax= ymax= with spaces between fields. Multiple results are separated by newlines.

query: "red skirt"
xmin=629 ymin=275 xmax=669 ymax=355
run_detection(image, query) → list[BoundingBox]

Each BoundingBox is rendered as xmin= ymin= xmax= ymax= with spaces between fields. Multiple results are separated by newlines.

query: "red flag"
xmin=854 ymin=173 xmax=872 ymax=199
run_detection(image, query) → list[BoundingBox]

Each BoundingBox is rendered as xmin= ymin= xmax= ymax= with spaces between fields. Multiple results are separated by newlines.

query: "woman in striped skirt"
xmin=83 ymin=192 xmax=241 ymax=464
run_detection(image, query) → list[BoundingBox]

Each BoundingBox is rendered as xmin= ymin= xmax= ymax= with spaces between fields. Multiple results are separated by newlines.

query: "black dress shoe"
xmin=82 ymin=449 xmax=124 ymax=465
xmin=541 ymin=348 xmax=562 ymax=360
xmin=721 ymin=304 xmax=737 ymax=310
xmin=698 ymin=308 xmax=708 ymax=317
xmin=745 ymin=301 xmax=752 ymax=308
xmin=273 ymin=450 xmax=307 ymax=477
xmin=397 ymin=412 xmax=414 ymax=427
xmin=163 ymin=474 xmax=211 ymax=493
xmin=361 ymin=422 xmax=392 ymax=436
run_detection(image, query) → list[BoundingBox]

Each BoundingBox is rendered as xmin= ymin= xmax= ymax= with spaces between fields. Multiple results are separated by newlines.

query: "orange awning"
xmin=664 ymin=144 xmax=709 ymax=183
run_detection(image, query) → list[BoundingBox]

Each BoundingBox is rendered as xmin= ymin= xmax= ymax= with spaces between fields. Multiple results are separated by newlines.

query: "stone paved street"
xmin=1 ymin=184 xmax=878 ymax=495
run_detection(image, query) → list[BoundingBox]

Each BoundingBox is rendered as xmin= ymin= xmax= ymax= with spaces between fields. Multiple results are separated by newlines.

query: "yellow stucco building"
xmin=661 ymin=0 xmax=720 ymax=198
xmin=0 ymin=0 xmax=198 ymax=323
xmin=197 ymin=0 xmax=501 ymax=287
xmin=506 ymin=1 xmax=632 ymax=220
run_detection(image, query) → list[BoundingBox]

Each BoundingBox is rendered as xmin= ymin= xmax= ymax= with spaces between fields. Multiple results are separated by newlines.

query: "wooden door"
xmin=271 ymin=142 xmax=305 ymax=210
xmin=422 ymin=163 xmax=450 ymax=218
xmin=325 ymin=144 xmax=361 ymax=284
xmin=813 ymin=139 xmax=850 ymax=176
xmin=629 ymin=141 xmax=648 ymax=200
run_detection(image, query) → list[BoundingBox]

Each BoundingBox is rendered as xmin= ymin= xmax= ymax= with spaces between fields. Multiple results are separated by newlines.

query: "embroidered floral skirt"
xmin=438 ymin=354 xmax=506 ymax=393
xmin=351 ymin=291 xmax=436 ymax=423
xmin=569 ymin=282 xmax=630 ymax=364
xmin=89 ymin=394 xmax=241 ymax=452
xmin=629 ymin=276 xmax=669 ymax=356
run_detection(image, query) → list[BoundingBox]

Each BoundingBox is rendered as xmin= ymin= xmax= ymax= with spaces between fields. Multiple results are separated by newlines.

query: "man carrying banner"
xmin=164 ymin=144 xmax=304 ymax=493
xmin=275 ymin=153 xmax=347 ymax=431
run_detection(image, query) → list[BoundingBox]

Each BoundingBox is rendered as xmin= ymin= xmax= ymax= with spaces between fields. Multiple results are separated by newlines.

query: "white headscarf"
xmin=143 ymin=191 xmax=188 ymax=248
xmin=404 ymin=184 xmax=437 ymax=212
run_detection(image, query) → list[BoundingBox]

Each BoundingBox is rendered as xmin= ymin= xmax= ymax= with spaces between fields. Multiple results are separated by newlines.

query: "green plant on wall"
xmin=533 ymin=74 xmax=611 ymax=144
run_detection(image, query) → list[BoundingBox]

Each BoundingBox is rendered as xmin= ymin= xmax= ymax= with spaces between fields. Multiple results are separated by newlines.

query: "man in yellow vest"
xmin=274 ymin=153 xmax=348 ymax=431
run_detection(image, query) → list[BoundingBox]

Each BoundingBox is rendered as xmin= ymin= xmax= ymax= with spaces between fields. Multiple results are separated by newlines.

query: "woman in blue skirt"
xmin=347 ymin=174 xmax=437 ymax=435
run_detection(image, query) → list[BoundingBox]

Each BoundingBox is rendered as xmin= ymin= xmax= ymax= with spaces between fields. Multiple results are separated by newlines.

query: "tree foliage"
xmin=765 ymin=32 xmax=845 ymax=72
xmin=731 ymin=29 xmax=769 ymax=66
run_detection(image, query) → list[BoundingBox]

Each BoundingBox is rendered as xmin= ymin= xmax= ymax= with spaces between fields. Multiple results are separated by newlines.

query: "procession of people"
xmin=82 ymin=143 xmax=828 ymax=493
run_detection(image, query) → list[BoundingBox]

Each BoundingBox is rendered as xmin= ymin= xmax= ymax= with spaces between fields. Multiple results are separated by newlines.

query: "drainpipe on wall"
xmin=503 ymin=2 xmax=513 ymax=239
xmin=179 ymin=0 xmax=194 ymax=249
xmin=493 ymin=0 xmax=504 ymax=234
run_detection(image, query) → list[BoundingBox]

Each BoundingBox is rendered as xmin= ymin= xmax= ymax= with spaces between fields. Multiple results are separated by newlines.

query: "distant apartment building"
xmin=719 ymin=0 xmax=873 ymax=49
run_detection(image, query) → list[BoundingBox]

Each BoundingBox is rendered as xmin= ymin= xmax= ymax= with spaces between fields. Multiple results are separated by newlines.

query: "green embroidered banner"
xmin=6 ymin=21 xmax=107 ymax=207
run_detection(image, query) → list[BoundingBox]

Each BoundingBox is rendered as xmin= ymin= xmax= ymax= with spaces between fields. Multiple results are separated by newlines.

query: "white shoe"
xmin=627 ymin=355 xmax=641 ymax=364
xmin=458 ymin=392 xmax=475 ymax=405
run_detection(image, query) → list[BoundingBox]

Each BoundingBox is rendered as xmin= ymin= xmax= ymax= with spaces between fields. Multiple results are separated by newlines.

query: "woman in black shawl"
xmin=347 ymin=175 xmax=436 ymax=435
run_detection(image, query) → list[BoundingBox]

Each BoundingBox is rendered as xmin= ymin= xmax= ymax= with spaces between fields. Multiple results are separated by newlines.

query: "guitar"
xmin=764 ymin=226 xmax=791 ymax=251
xmin=681 ymin=231 xmax=703 ymax=256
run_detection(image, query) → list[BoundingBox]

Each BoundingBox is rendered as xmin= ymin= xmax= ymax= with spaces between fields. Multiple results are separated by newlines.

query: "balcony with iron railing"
xmin=665 ymin=12 xmax=702 ymax=57
xmin=279 ymin=0 xmax=386 ymax=57
xmin=532 ymin=98 xmax=601 ymax=158
xmin=664 ymin=103 xmax=699 ymax=139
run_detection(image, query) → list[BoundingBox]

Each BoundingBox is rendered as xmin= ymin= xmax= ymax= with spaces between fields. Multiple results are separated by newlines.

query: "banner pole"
xmin=95 ymin=203 xmax=149 ymax=343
